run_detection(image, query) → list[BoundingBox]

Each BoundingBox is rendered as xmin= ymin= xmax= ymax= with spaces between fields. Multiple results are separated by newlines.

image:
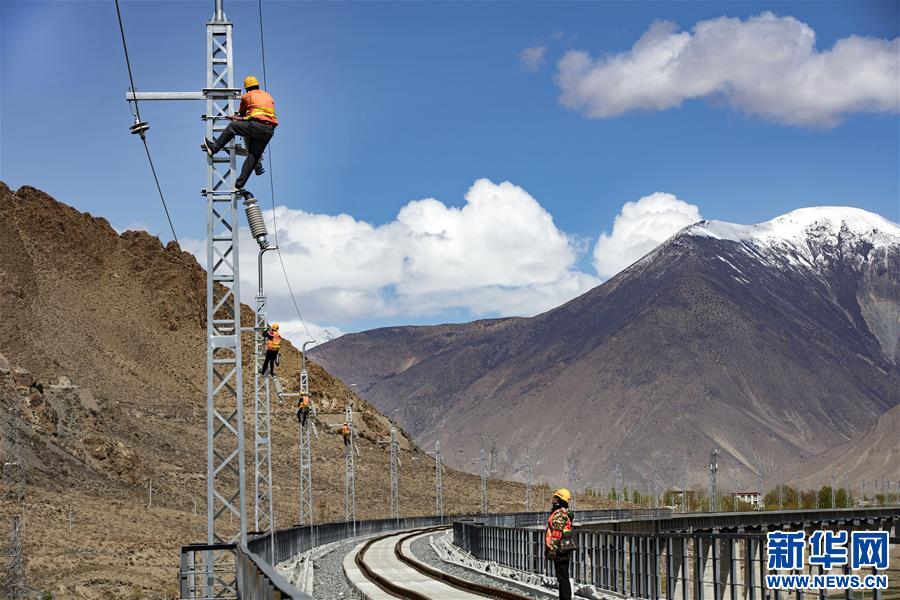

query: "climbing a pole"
xmin=122 ymin=1 xmax=247 ymax=592
xmin=344 ymin=405 xmax=358 ymax=534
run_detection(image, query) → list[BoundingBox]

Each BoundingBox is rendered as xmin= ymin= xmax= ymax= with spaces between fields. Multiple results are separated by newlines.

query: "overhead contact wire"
xmin=114 ymin=0 xmax=180 ymax=245
xmin=257 ymin=0 xmax=316 ymax=342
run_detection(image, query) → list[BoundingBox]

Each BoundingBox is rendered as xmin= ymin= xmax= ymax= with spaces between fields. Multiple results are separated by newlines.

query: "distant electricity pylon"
xmin=614 ymin=464 xmax=623 ymax=510
xmin=567 ymin=455 xmax=578 ymax=511
xmin=479 ymin=447 xmax=488 ymax=514
xmin=522 ymin=448 xmax=534 ymax=513
xmin=433 ymin=441 xmax=444 ymax=522
xmin=3 ymin=411 xmax=26 ymax=599
xmin=709 ymin=449 xmax=719 ymax=512
xmin=389 ymin=427 xmax=400 ymax=522
xmin=344 ymin=405 xmax=359 ymax=534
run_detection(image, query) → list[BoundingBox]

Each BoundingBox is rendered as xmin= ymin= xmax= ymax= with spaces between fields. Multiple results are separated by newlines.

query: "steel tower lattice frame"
xmin=709 ymin=449 xmax=719 ymax=512
xmin=567 ymin=455 xmax=578 ymax=512
xmin=479 ymin=448 xmax=488 ymax=514
xmin=434 ymin=441 xmax=444 ymax=522
xmin=122 ymin=2 xmax=245 ymax=593
xmin=298 ymin=358 xmax=313 ymax=527
xmin=389 ymin=427 xmax=400 ymax=521
xmin=253 ymin=291 xmax=275 ymax=542
xmin=344 ymin=405 xmax=357 ymax=534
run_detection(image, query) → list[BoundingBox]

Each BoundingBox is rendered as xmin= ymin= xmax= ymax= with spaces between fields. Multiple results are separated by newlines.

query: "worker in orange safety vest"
xmin=202 ymin=75 xmax=278 ymax=194
xmin=259 ymin=322 xmax=281 ymax=376
xmin=545 ymin=488 xmax=574 ymax=600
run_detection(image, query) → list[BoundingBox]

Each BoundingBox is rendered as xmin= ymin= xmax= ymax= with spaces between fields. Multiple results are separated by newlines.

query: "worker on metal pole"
xmin=259 ymin=323 xmax=281 ymax=376
xmin=297 ymin=395 xmax=311 ymax=427
xmin=545 ymin=488 xmax=574 ymax=600
xmin=202 ymin=75 xmax=277 ymax=195
xmin=341 ymin=423 xmax=351 ymax=447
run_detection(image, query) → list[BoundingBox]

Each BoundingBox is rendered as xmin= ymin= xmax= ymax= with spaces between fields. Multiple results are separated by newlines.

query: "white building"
xmin=731 ymin=491 xmax=762 ymax=509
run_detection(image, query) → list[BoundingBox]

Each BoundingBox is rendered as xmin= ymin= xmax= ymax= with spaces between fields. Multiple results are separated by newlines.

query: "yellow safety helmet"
xmin=271 ymin=323 xmax=279 ymax=330
xmin=243 ymin=75 xmax=260 ymax=89
xmin=553 ymin=488 xmax=572 ymax=504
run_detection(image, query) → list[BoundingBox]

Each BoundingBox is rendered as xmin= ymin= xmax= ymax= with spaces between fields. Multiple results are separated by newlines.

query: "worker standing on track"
xmin=297 ymin=395 xmax=311 ymax=427
xmin=260 ymin=322 xmax=281 ymax=376
xmin=202 ymin=75 xmax=278 ymax=195
xmin=545 ymin=488 xmax=574 ymax=600
xmin=341 ymin=423 xmax=351 ymax=447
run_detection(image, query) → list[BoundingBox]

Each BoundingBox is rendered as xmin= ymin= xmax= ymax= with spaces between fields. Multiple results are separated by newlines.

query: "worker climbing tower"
xmin=253 ymin=244 xmax=275 ymax=547
xmin=614 ymin=464 xmax=623 ymax=510
xmin=344 ymin=405 xmax=358 ymax=533
xmin=124 ymin=1 xmax=247 ymax=591
xmin=297 ymin=345 xmax=314 ymax=526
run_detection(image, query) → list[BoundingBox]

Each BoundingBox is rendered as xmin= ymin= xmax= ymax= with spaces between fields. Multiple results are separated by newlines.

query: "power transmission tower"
xmin=344 ymin=405 xmax=358 ymax=534
xmin=653 ymin=467 xmax=661 ymax=509
xmin=709 ymin=449 xmax=719 ymax=512
xmin=523 ymin=447 xmax=535 ymax=513
xmin=3 ymin=412 xmax=26 ymax=599
xmin=614 ymin=464 xmax=623 ymax=510
xmin=125 ymin=3 xmax=248 ymax=589
xmin=293 ymin=343 xmax=315 ymax=527
xmin=479 ymin=447 xmax=488 ymax=514
xmin=489 ymin=439 xmax=498 ymax=475
xmin=389 ymin=427 xmax=400 ymax=522
xmin=830 ymin=475 xmax=836 ymax=509
xmin=567 ymin=455 xmax=578 ymax=511
xmin=434 ymin=441 xmax=444 ymax=522
xmin=253 ymin=247 xmax=275 ymax=543
xmin=681 ymin=472 xmax=688 ymax=513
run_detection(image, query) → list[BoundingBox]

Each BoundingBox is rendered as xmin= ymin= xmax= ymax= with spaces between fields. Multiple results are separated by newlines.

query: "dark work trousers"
xmin=261 ymin=349 xmax=278 ymax=375
xmin=211 ymin=120 xmax=275 ymax=189
xmin=298 ymin=409 xmax=309 ymax=427
xmin=554 ymin=559 xmax=572 ymax=600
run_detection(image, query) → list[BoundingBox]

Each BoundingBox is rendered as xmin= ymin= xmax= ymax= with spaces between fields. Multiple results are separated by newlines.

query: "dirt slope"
xmin=0 ymin=183 xmax=585 ymax=598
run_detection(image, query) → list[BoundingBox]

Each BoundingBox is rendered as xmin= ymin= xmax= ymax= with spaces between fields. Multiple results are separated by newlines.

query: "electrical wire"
xmin=257 ymin=0 xmax=316 ymax=342
xmin=114 ymin=0 xmax=180 ymax=245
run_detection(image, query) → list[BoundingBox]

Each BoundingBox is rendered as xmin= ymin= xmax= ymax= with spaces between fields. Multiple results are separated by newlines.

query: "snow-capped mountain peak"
xmin=686 ymin=206 xmax=900 ymax=249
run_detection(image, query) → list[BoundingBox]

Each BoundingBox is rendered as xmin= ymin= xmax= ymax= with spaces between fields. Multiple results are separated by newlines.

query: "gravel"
xmin=408 ymin=533 xmax=546 ymax=599
xmin=312 ymin=538 xmax=363 ymax=600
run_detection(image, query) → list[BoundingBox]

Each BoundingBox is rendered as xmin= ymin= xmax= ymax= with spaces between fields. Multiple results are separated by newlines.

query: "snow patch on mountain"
xmin=687 ymin=207 xmax=900 ymax=249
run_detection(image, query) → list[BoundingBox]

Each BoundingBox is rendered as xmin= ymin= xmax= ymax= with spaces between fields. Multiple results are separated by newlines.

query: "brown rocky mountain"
xmin=0 ymin=183 xmax=570 ymax=598
xmin=312 ymin=207 xmax=900 ymax=492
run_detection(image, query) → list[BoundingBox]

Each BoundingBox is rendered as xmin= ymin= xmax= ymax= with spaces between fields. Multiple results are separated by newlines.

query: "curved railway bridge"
xmin=178 ymin=507 xmax=899 ymax=599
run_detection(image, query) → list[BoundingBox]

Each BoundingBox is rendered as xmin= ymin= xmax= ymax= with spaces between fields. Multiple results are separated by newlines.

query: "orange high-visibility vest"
xmin=341 ymin=424 xmax=350 ymax=437
xmin=266 ymin=330 xmax=282 ymax=351
xmin=299 ymin=397 xmax=310 ymax=409
xmin=241 ymin=89 xmax=278 ymax=126
xmin=545 ymin=508 xmax=572 ymax=549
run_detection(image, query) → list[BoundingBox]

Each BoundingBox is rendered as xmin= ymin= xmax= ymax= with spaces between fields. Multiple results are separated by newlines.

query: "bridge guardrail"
xmin=453 ymin=509 xmax=900 ymax=600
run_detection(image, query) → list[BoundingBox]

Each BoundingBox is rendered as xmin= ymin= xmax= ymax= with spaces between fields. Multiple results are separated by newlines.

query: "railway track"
xmin=347 ymin=527 xmax=536 ymax=600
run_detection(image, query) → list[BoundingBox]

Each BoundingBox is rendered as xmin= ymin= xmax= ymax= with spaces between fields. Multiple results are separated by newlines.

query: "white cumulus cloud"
xmin=184 ymin=179 xmax=601 ymax=330
xmin=593 ymin=192 xmax=701 ymax=278
xmin=556 ymin=12 xmax=900 ymax=127
xmin=520 ymin=46 xmax=547 ymax=72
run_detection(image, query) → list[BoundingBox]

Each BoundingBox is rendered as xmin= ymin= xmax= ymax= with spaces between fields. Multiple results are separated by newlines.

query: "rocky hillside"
xmin=312 ymin=207 xmax=900 ymax=491
xmin=0 ymin=183 xmax=575 ymax=598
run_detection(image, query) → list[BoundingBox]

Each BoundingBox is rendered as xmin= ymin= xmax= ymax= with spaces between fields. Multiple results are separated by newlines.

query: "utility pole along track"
xmin=344 ymin=527 xmax=535 ymax=600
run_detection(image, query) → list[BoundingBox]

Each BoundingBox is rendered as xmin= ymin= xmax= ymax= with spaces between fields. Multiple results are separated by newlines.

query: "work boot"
xmin=255 ymin=160 xmax=266 ymax=176
xmin=201 ymin=138 xmax=216 ymax=156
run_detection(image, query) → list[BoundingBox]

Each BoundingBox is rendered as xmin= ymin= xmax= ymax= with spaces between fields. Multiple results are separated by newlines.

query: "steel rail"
xmin=354 ymin=527 xmax=533 ymax=600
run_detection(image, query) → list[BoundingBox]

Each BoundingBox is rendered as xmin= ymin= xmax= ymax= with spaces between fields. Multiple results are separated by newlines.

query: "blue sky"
xmin=2 ymin=1 xmax=898 ymax=341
